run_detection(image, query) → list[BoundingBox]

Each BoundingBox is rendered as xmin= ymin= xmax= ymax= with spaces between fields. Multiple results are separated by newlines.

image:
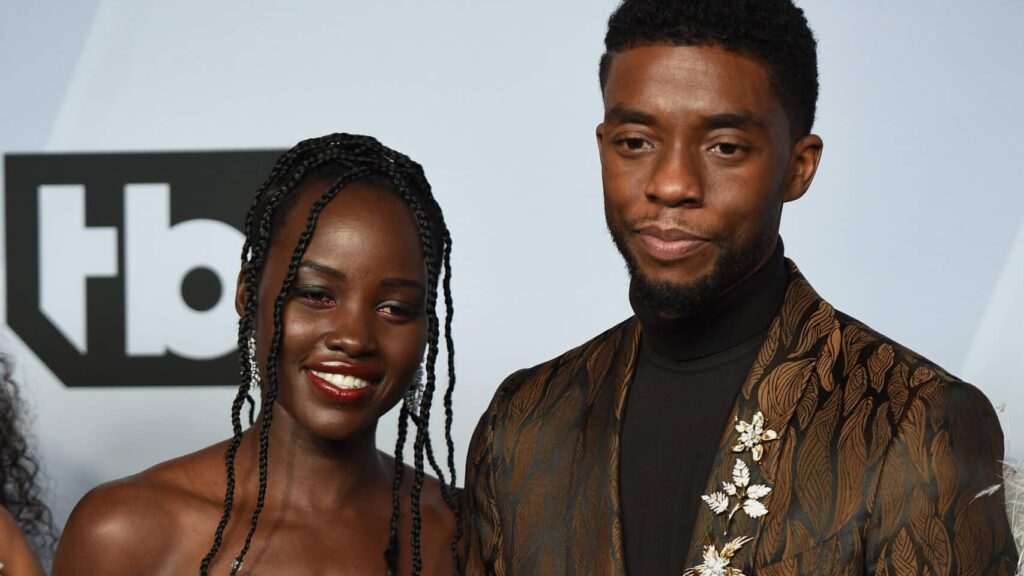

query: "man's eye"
xmin=711 ymin=143 xmax=743 ymax=156
xmin=618 ymin=137 xmax=650 ymax=151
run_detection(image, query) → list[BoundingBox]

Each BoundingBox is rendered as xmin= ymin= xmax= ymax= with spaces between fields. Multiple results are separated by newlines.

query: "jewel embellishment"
xmin=732 ymin=411 xmax=777 ymax=462
xmin=247 ymin=334 xmax=261 ymax=389
xmin=683 ymin=536 xmax=753 ymax=576
xmin=701 ymin=459 xmax=772 ymax=526
xmin=688 ymin=410 xmax=777 ymax=576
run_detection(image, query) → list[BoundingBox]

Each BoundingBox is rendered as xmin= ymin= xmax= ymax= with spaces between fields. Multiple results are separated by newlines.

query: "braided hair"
xmin=0 ymin=354 xmax=57 ymax=559
xmin=199 ymin=134 xmax=459 ymax=575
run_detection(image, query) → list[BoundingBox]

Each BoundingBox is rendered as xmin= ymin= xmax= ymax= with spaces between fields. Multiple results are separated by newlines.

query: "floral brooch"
xmin=682 ymin=536 xmax=753 ymax=576
xmin=688 ymin=411 xmax=778 ymax=576
xmin=732 ymin=411 xmax=777 ymax=462
xmin=700 ymin=459 xmax=772 ymax=529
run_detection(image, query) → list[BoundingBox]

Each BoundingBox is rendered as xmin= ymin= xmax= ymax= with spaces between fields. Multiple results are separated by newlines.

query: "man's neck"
xmin=630 ymin=240 xmax=788 ymax=362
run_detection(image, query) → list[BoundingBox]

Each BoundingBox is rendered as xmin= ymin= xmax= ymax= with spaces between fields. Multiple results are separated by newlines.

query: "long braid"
xmin=201 ymin=147 xmax=314 ymax=576
xmin=440 ymin=231 xmax=462 ymax=570
xmin=418 ymin=428 xmax=451 ymax=498
xmin=385 ymin=399 xmax=412 ymax=575
xmin=384 ymin=154 xmax=463 ymax=575
xmin=385 ymin=169 xmax=437 ymax=576
xmin=198 ymin=392 xmax=247 ymax=573
xmin=201 ymin=133 xmax=459 ymax=575
xmin=410 ymin=280 xmax=439 ymax=576
xmin=201 ymin=145 xmax=367 ymax=574
xmin=385 ymin=170 xmax=455 ymax=497
xmin=229 ymin=168 xmax=372 ymax=575
xmin=234 ymin=139 xmax=326 ymax=422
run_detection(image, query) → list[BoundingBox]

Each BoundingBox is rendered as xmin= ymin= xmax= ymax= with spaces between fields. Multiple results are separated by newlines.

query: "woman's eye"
xmin=377 ymin=302 xmax=417 ymax=321
xmin=295 ymin=287 xmax=335 ymax=307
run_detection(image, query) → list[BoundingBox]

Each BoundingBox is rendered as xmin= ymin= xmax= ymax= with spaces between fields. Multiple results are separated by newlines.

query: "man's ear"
xmin=235 ymin=265 xmax=251 ymax=317
xmin=782 ymin=134 xmax=823 ymax=202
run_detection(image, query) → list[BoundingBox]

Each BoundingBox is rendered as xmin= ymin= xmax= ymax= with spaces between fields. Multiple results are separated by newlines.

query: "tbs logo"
xmin=4 ymin=151 xmax=281 ymax=387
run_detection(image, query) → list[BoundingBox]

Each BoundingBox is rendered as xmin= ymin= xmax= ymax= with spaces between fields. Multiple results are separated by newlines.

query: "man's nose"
xmin=644 ymin=147 xmax=704 ymax=207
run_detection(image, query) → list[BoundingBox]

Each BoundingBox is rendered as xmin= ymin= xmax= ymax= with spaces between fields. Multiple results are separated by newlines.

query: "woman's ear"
xmin=235 ymin=265 xmax=251 ymax=317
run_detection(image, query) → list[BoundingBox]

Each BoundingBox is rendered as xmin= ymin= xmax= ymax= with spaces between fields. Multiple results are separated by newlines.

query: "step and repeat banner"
xmin=1 ymin=0 xmax=1022 ymax=546
xmin=5 ymin=151 xmax=279 ymax=388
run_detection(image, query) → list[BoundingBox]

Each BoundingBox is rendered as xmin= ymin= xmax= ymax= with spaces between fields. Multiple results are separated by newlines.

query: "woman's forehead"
xmin=271 ymin=183 xmax=426 ymax=276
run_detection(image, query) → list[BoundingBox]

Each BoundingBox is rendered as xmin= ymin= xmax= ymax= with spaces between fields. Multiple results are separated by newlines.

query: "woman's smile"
xmin=306 ymin=368 xmax=375 ymax=402
xmin=304 ymin=361 xmax=382 ymax=403
xmin=253 ymin=181 xmax=428 ymax=441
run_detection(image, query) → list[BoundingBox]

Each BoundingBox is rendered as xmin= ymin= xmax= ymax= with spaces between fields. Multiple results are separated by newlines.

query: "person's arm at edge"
xmin=0 ymin=506 xmax=44 ymax=576
xmin=462 ymin=370 xmax=526 ymax=576
xmin=864 ymin=379 xmax=1018 ymax=574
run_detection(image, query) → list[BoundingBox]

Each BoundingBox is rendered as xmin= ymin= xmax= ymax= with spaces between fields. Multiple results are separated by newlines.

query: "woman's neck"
xmin=237 ymin=408 xmax=393 ymax=513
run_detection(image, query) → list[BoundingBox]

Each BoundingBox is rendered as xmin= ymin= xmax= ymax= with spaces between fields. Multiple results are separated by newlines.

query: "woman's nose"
xmin=324 ymin=307 xmax=377 ymax=357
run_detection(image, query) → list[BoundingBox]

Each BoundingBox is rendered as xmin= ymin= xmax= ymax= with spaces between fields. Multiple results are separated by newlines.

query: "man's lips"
xmin=634 ymin=225 xmax=709 ymax=261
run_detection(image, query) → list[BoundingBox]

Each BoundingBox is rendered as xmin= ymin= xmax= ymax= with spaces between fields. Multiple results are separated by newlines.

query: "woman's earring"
xmin=405 ymin=368 xmax=424 ymax=420
xmin=247 ymin=334 xmax=261 ymax=389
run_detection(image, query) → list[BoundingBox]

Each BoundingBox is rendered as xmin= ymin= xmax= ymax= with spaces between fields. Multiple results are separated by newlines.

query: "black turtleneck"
xmin=621 ymin=240 xmax=788 ymax=575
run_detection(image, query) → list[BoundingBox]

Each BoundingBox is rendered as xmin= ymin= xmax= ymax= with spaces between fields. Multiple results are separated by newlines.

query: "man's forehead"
xmin=602 ymin=44 xmax=783 ymax=127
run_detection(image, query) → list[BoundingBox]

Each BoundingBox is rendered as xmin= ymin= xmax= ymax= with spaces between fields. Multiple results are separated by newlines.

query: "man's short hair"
xmin=599 ymin=0 xmax=819 ymax=138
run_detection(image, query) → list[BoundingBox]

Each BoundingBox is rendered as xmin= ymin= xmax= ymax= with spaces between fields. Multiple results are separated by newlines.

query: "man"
xmin=463 ymin=0 xmax=1017 ymax=575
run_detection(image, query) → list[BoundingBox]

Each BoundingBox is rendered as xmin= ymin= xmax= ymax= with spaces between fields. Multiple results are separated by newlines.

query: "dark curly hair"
xmin=598 ymin=0 xmax=819 ymax=137
xmin=0 ymin=354 xmax=57 ymax=557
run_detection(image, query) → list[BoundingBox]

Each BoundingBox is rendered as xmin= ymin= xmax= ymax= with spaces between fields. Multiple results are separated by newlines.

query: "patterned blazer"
xmin=464 ymin=261 xmax=1018 ymax=575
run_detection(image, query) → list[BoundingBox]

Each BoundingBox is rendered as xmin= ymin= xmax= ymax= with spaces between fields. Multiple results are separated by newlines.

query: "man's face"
xmin=597 ymin=44 xmax=820 ymax=317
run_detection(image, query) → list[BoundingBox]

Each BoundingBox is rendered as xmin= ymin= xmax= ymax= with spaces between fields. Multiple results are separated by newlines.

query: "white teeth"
xmin=310 ymin=370 xmax=370 ymax=390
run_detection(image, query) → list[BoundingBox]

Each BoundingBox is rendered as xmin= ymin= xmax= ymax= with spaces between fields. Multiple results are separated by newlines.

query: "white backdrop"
xmin=1 ymin=0 xmax=1022 ymax=535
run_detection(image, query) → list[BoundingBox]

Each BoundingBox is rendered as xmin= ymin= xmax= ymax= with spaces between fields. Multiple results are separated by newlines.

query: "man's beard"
xmin=609 ymin=222 xmax=776 ymax=320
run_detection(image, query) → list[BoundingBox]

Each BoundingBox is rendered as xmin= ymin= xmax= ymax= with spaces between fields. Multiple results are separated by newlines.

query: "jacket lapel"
xmin=681 ymin=261 xmax=840 ymax=570
xmin=580 ymin=316 xmax=641 ymax=575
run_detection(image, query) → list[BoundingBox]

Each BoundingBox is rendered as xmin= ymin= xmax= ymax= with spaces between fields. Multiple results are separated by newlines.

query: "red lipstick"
xmin=304 ymin=362 xmax=382 ymax=404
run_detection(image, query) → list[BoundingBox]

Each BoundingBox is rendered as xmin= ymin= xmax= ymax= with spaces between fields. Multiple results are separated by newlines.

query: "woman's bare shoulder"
xmin=0 ymin=505 xmax=44 ymax=576
xmin=52 ymin=441 xmax=230 ymax=576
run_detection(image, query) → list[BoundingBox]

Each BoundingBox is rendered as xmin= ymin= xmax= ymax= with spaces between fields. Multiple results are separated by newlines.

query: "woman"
xmin=54 ymin=134 xmax=460 ymax=575
xmin=0 ymin=355 xmax=54 ymax=576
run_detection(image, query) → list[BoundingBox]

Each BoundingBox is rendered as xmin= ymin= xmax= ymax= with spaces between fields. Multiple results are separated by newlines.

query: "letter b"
xmin=124 ymin=183 xmax=242 ymax=360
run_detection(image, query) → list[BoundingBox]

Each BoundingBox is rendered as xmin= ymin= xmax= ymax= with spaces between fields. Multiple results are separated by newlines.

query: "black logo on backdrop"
xmin=5 ymin=150 xmax=282 ymax=387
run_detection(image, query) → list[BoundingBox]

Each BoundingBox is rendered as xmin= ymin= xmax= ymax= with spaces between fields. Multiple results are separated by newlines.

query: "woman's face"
xmin=242 ymin=181 xmax=428 ymax=442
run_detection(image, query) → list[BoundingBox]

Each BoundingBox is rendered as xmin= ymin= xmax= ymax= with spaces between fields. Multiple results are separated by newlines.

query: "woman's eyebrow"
xmin=381 ymin=278 xmax=426 ymax=292
xmin=300 ymin=261 xmax=425 ymax=292
xmin=299 ymin=260 xmax=345 ymax=280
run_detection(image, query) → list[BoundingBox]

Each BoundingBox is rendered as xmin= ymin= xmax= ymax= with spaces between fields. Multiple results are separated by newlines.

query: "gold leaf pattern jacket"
xmin=463 ymin=262 xmax=1018 ymax=575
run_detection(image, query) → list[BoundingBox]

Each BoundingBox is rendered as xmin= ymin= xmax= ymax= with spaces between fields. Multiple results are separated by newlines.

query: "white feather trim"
xmin=1001 ymin=460 xmax=1024 ymax=574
